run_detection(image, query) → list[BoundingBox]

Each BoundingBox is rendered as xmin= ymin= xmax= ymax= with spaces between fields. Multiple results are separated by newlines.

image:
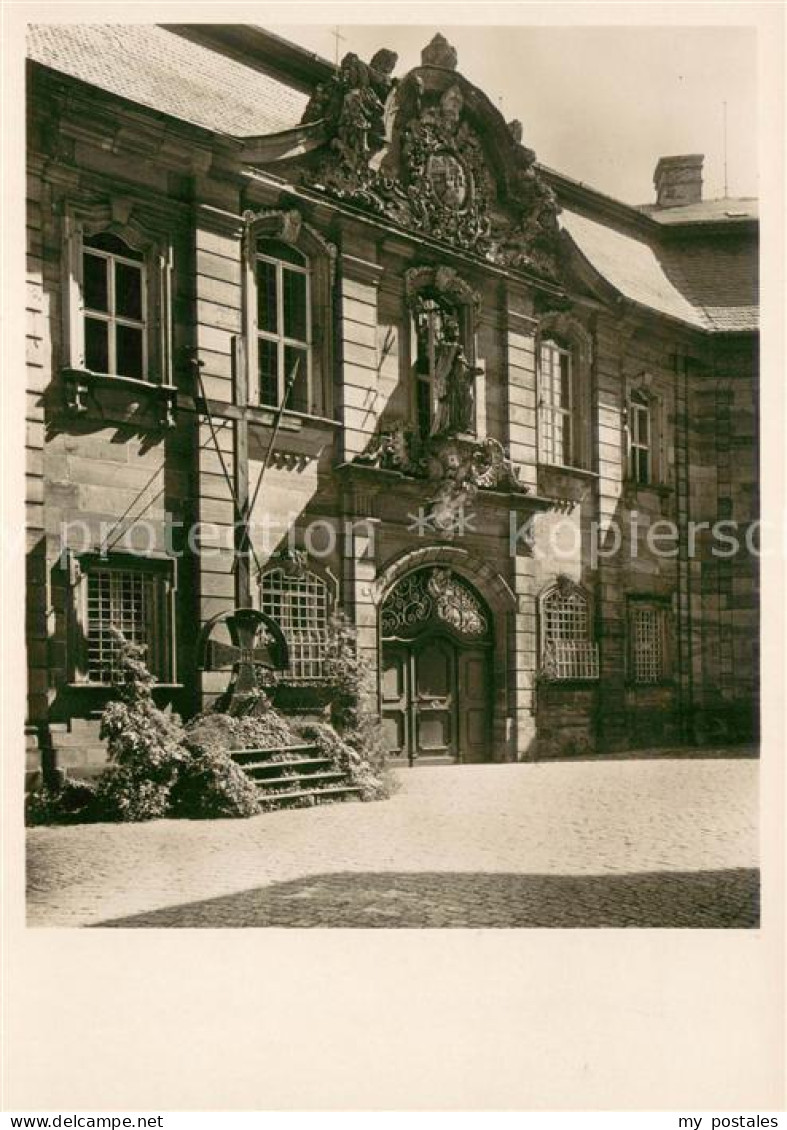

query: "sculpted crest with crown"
xmin=297 ymin=33 xmax=561 ymax=280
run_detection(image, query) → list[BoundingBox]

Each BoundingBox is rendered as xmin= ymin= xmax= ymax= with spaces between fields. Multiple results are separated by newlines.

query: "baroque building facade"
xmin=24 ymin=25 xmax=759 ymax=779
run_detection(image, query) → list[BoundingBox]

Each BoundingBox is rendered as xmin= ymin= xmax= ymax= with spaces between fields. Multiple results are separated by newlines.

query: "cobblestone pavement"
xmin=26 ymin=755 xmax=759 ymax=928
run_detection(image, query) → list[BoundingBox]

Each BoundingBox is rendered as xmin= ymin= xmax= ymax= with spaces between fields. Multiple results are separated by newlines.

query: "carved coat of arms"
xmin=297 ymin=34 xmax=561 ymax=280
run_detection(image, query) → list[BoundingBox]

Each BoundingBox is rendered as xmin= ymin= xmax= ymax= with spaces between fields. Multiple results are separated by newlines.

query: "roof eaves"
xmin=539 ymin=164 xmax=660 ymax=239
xmin=160 ymin=24 xmax=334 ymax=92
xmin=560 ymin=223 xmax=709 ymax=334
xmin=28 ymin=58 xmax=243 ymax=151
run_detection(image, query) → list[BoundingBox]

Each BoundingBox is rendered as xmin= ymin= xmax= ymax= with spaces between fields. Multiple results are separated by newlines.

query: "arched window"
xmin=255 ymin=239 xmax=311 ymax=413
xmin=260 ymin=566 xmax=330 ymax=681
xmin=540 ymin=580 xmax=599 ymax=680
xmin=82 ymin=232 xmax=147 ymax=379
xmin=538 ymin=337 xmax=574 ymax=466
xmin=62 ymin=202 xmax=174 ymax=388
xmin=537 ymin=313 xmax=593 ymax=471
xmin=244 ymin=209 xmax=335 ymax=419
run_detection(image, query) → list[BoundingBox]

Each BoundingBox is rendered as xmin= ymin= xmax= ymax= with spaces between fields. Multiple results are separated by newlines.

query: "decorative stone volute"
xmin=421 ymin=33 xmax=458 ymax=70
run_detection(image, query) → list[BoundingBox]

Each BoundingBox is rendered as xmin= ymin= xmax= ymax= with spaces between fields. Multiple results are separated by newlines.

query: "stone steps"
xmin=230 ymin=743 xmax=362 ymax=810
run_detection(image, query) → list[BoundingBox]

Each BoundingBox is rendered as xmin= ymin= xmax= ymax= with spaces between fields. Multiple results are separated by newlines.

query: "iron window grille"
xmin=541 ymin=584 xmax=599 ymax=680
xmin=82 ymin=232 xmax=147 ymax=380
xmin=260 ymin=567 xmax=329 ymax=681
xmin=538 ymin=339 xmax=575 ymax=468
xmin=255 ymin=240 xmax=312 ymax=414
xmin=630 ymin=604 xmax=669 ymax=684
xmin=85 ymin=567 xmax=165 ymax=683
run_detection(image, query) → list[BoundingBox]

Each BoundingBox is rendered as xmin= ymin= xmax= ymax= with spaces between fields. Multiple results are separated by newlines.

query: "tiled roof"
xmin=658 ymin=239 xmax=758 ymax=331
xmin=560 ymin=210 xmax=706 ymax=329
xmin=560 ymin=209 xmax=757 ymax=332
xmin=638 ymin=198 xmax=759 ymax=224
xmin=26 ymin=24 xmax=309 ymax=137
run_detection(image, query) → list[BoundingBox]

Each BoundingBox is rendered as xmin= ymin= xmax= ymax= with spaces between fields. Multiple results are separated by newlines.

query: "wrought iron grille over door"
xmin=381 ymin=568 xmax=492 ymax=764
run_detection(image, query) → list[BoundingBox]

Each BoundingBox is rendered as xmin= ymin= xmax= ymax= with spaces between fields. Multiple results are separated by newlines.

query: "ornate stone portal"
xmin=299 ymin=34 xmax=561 ymax=279
xmin=381 ymin=568 xmax=490 ymax=640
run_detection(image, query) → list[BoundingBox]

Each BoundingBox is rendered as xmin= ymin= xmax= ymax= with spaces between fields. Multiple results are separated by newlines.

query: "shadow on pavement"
xmin=93 ymin=867 xmax=760 ymax=928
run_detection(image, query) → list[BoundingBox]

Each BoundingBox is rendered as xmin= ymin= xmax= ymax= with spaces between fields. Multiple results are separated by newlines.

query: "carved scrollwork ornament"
xmin=299 ymin=39 xmax=561 ymax=279
xmin=381 ymin=567 xmax=490 ymax=639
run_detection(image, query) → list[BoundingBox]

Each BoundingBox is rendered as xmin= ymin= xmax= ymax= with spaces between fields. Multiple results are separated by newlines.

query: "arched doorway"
xmin=380 ymin=567 xmax=493 ymax=765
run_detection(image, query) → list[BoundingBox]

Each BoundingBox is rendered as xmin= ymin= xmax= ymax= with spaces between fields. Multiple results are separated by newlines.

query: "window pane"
xmin=84 ymin=232 xmax=143 ymax=260
xmin=285 ymin=345 xmax=309 ymax=413
xmin=553 ymin=415 xmax=568 ymax=465
xmin=257 ymin=240 xmax=305 ymax=267
xmin=116 ymin=324 xmax=144 ymax=379
xmin=259 ymin=338 xmax=279 ymax=407
xmin=256 ymin=260 xmax=278 ymax=334
xmin=559 ymin=353 xmax=571 ymax=408
xmin=83 ymin=253 xmax=109 ymax=313
xmin=417 ymin=377 xmax=432 ymax=438
xmin=633 ymin=608 xmax=663 ymax=682
xmin=260 ymin=567 xmax=328 ymax=681
xmin=115 ymin=261 xmax=143 ymax=320
xmin=85 ymin=317 xmax=109 ymax=372
xmin=87 ymin=569 xmax=159 ymax=683
xmin=282 ymin=268 xmax=308 ymax=342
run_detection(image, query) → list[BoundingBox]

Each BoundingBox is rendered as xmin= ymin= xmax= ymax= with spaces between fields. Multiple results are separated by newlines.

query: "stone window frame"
xmin=242 ymin=208 xmax=336 ymax=419
xmin=404 ymin=265 xmax=482 ymax=439
xmin=62 ymin=200 xmax=174 ymax=387
xmin=65 ymin=551 xmax=177 ymax=687
xmin=538 ymin=577 xmax=600 ymax=681
xmin=624 ymin=372 xmax=668 ymax=488
xmin=536 ymin=312 xmax=593 ymax=472
xmin=626 ymin=595 xmax=674 ymax=685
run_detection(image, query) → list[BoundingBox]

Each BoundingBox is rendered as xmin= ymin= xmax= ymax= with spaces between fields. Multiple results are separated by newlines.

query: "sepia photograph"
xmin=3 ymin=2 xmax=784 ymax=1115
xmin=20 ymin=18 xmax=763 ymax=930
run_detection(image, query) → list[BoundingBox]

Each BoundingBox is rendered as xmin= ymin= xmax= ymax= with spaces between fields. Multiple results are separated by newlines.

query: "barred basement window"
xmin=629 ymin=602 xmax=671 ymax=684
xmin=85 ymin=567 xmax=166 ymax=683
xmin=540 ymin=582 xmax=599 ymax=680
xmin=260 ymin=567 xmax=329 ymax=681
xmin=256 ymin=240 xmax=311 ymax=414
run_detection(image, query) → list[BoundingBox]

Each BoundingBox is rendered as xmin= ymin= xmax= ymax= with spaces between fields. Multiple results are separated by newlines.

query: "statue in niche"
xmin=430 ymin=313 xmax=481 ymax=437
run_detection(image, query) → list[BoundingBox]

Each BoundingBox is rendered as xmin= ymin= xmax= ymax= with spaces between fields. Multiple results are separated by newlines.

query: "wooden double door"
xmin=381 ymin=635 xmax=491 ymax=764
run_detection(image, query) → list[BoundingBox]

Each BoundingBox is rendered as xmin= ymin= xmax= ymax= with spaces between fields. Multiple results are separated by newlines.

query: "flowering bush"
xmin=295 ymin=721 xmax=393 ymax=801
xmin=170 ymin=741 xmax=260 ymax=820
xmin=96 ymin=630 xmax=185 ymax=822
xmin=185 ymin=702 xmax=298 ymax=752
xmin=25 ymin=777 xmax=100 ymax=826
xmin=322 ymin=611 xmax=398 ymax=798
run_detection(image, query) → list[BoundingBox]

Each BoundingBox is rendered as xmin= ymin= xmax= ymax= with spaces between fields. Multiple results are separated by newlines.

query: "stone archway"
xmin=373 ymin=547 xmax=515 ymax=763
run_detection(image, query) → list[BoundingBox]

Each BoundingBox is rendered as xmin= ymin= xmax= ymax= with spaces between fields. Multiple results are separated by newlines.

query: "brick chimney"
xmin=653 ymin=154 xmax=704 ymax=208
